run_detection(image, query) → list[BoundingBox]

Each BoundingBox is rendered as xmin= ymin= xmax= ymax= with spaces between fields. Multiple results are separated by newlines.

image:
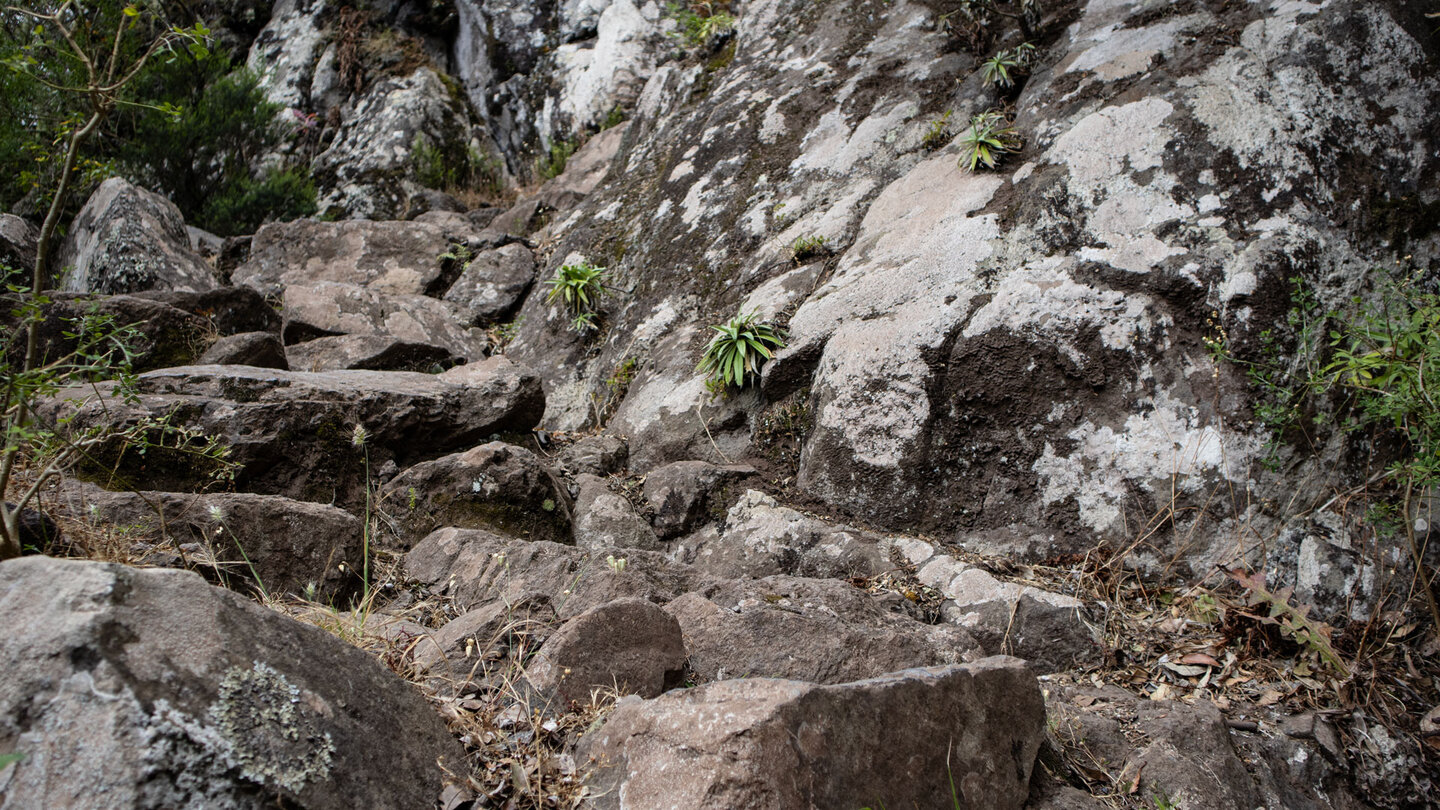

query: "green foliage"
xmin=957 ymin=110 xmax=1021 ymax=171
xmin=0 ymin=2 xmax=310 ymax=234
xmin=697 ymin=311 xmax=785 ymax=390
xmin=545 ymin=262 xmax=608 ymax=333
xmin=665 ymin=1 xmax=736 ymax=49
xmin=790 ymin=234 xmax=829 ymax=262
xmin=981 ymin=42 xmax=1035 ymax=88
xmin=413 ymin=135 xmax=503 ymax=199
xmin=0 ymin=752 xmax=22 ymax=769
xmin=536 ymin=137 xmax=577 ymax=181
xmin=601 ymin=104 xmax=627 ymax=130
xmin=921 ymin=111 xmax=953 ymax=151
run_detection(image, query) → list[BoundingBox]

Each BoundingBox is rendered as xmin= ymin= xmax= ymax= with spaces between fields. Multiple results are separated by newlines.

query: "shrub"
xmin=544 ymin=262 xmax=608 ymax=332
xmin=921 ymin=111 xmax=953 ymax=151
xmin=957 ymin=110 xmax=1021 ymax=171
xmin=697 ymin=311 xmax=785 ymax=390
xmin=536 ymin=138 xmax=577 ymax=181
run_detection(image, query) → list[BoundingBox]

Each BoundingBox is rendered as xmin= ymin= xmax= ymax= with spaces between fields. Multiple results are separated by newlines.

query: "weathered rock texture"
xmin=58 ymin=178 xmax=220 ymax=294
xmin=579 ymin=657 xmax=1044 ymax=810
xmin=0 ymin=556 xmax=461 ymax=809
xmin=40 ymin=358 xmax=543 ymax=508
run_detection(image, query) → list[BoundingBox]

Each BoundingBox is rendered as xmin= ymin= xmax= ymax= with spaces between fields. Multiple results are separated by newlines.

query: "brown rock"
xmin=198 ymin=331 xmax=289 ymax=369
xmin=579 ymin=657 xmax=1044 ymax=810
xmin=234 ymin=218 xmax=469 ymax=297
xmin=286 ymin=334 xmax=460 ymax=372
xmin=641 ymin=461 xmax=759 ymax=539
xmin=526 ymin=597 xmax=685 ymax=705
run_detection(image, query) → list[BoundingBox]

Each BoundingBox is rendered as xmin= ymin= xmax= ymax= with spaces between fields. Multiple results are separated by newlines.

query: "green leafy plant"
xmin=665 ymin=1 xmax=736 ymax=49
xmin=545 ymin=262 xmax=608 ymax=333
xmin=921 ymin=111 xmax=953 ymax=150
xmin=981 ymin=42 xmax=1035 ymax=88
xmin=536 ymin=137 xmax=577 ymax=181
xmin=957 ymin=110 xmax=1021 ymax=171
xmin=790 ymin=234 xmax=829 ymax=263
xmin=0 ymin=752 xmax=22 ymax=769
xmin=697 ymin=311 xmax=786 ymax=390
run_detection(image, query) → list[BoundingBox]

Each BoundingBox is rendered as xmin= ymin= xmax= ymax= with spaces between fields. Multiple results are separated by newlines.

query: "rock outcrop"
xmin=57 ymin=178 xmax=220 ymax=294
xmin=0 ymin=556 xmax=461 ymax=809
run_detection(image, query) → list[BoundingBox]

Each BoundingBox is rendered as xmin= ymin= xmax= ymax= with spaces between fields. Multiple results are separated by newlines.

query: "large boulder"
xmin=0 ymin=556 xmax=462 ymax=808
xmin=441 ymin=241 xmax=537 ymax=326
xmin=279 ymin=282 xmax=489 ymax=361
xmin=234 ymin=219 xmax=470 ymax=299
xmin=133 ymin=286 xmax=283 ymax=336
xmin=0 ymin=213 xmax=37 ymax=275
xmin=571 ymin=474 xmax=661 ymax=551
xmin=2 ymin=292 xmax=214 ymax=372
xmin=673 ymin=489 xmax=888 ymax=579
xmin=579 ymin=658 xmax=1045 ymax=810
xmin=39 ymin=358 xmax=544 ymax=508
xmin=199 ymin=331 xmax=290 ymax=369
xmin=286 ymin=334 xmax=460 ymax=372
xmin=404 ymin=529 xmax=709 ymax=620
xmin=57 ymin=178 xmax=220 ymax=294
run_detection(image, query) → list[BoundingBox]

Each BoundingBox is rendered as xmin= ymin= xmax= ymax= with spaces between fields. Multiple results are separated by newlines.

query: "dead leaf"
xmin=1178 ymin=652 xmax=1222 ymax=667
xmin=1257 ymin=689 xmax=1285 ymax=707
xmin=1162 ymin=662 xmax=1209 ymax=678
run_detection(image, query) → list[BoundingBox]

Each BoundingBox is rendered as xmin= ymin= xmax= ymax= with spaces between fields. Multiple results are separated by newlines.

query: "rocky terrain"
xmin=2 ymin=0 xmax=1439 ymax=807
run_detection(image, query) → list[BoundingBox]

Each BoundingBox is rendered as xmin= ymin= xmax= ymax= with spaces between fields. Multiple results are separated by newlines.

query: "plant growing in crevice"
xmin=941 ymin=0 xmax=1042 ymax=51
xmin=790 ymin=234 xmax=829 ymax=263
xmin=665 ymin=0 xmax=736 ymax=50
xmin=697 ymin=311 xmax=785 ymax=392
xmin=957 ymin=109 xmax=1021 ymax=171
xmin=536 ymin=137 xmax=577 ymax=181
xmin=545 ymin=262 xmax=609 ymax=333
xmin=921 ymin=111 xmax=953 ymax=151
xmin=981 ymin=42 xmax=1035 ymax=89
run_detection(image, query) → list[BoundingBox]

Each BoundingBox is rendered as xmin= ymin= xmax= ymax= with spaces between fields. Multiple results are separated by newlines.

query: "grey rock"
xmin=39 ymin=358 xmax=544 ymax=509
xmin=3 ymin=291 xmax=213 ymax=372
xmin=411 ymin=595 xmax=558 ymax=676
xmin=526 ymin=597 xmax=685 ymax=705
xmin=1265 ymin=513 xmax=1378 ymax=624
xmin=579 ymin=658 xmax=1044 ymax=810
xmin=404 ymin=529 xmax=708 ymax=619
xmin=442 ymin=242 xmax=536 ymax=325
xmin=673 ymin=489 xmax=888 ymax=579
xmin=572 ymin=474 xmax=660 ymax=551
xmin=556 ymin=434 xmax=629 ymax=477
xmin=641 ymin=461 xmax=759 ymax=539
xmin=312 ymin=68 xmax=478 ymax=220
xmin=0 ymin=213 xmax=38 ymax=274
xmin=199 ymin=331 xmax=290 ymax=369
xmin=287 ymin=334 xmax=461 ymax=372
xmin=917 ymin=556 xmax=1100 ymax=673
xmin=0 ymin=556 xmax=462 ymax=809
xmin=666 ymin=575 xmax=980 ymax=684
xmin=51 ymin=481 xmax=361 ymax=600
xmin=279 ymin=281 xmax=489 ymax=361
xmin=58 ymin=178 xmax=219 ymax=294
xmin=386 ymin=441 xmax=572 ymax=547
xmin=234 ymin=218 xmax=467 ymax=298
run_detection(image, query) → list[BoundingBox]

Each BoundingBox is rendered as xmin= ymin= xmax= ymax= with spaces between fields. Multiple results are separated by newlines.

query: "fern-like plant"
xmin=544 ymin=262 xmax=608 ymax=332
xmin=957 ymin=110 xmax=1021 ymax=171
xmin=697 ymin=312 xmax=785 ymax=389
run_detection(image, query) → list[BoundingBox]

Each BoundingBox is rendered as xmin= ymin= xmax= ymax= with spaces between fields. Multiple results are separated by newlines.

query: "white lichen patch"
xmin=1064 ymin=18 xmax=1193 ymax=82
xmin=208 ymin=661 xmax=335 ymax=795
xmin=962 ymin=261 xmax=1162 ymax=359
xmin=1032 ymin=391 xmax=1261 ymax=534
